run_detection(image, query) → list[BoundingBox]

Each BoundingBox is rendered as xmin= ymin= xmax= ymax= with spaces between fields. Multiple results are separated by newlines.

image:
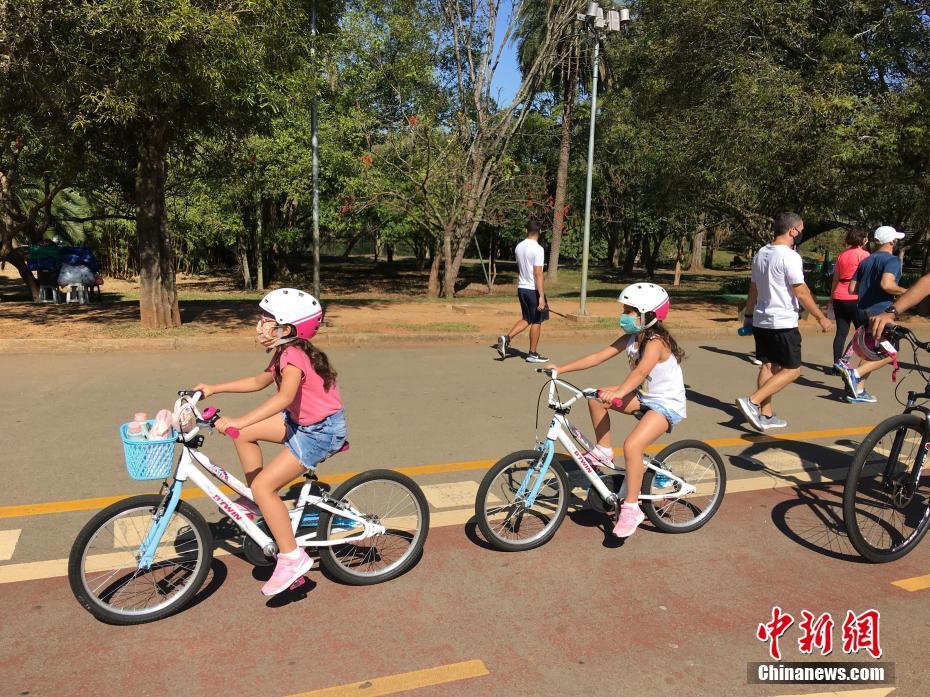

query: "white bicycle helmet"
xmin=618 ymin=283 xmax=670 ymax=329
xmin=259 ymin=288 xmax=323 ymax=343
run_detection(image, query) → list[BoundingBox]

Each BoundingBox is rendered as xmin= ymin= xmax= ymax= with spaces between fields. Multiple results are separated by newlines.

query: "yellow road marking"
xmin=0 ymin=424 xmax=872 ymax=522
xmin=0 ymin=529 xmax=22 ymax=561
xmin=287 ymin=659 xmax=489 ymax=697
xmin=776 ymin=689 xmax=894 ymax=697
xmin=891 ymin=573 xmax=930 ymax=592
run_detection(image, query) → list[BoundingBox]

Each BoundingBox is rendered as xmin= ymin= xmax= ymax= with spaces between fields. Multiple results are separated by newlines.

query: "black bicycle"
xmin=843 ymin=324 xmax=930 ymax=562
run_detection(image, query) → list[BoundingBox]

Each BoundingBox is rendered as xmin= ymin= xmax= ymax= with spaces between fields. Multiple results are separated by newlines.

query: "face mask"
xmin=793 ymin=230 xmax=804 ymax=247
xmin=256 ymin=317 xmax=292 ymax=349
xmin=619 ymin=314 xmax=642 ymax=334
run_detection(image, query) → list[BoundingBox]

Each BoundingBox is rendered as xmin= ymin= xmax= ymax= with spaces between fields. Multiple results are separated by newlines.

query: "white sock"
xmin=594 ymin=445 xmax=614 ymax=459
xmin=853 ymin=369 xmax=861 ymax=378
xmin=623 ymin=501 xmax=640 ymax=509
xmin=279 ymin=548 xmax=300 ymax=560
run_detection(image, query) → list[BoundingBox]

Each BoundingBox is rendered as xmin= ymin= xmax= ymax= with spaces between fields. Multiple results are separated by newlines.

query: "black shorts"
xmin=518 ymin=288 xmax=549 ymax=324
xmin=753 ymin=327 xmax=802 ymax=369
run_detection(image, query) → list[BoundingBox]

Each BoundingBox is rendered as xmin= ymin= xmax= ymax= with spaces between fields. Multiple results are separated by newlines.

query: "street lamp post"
xmin=577 ymin=2 xmax=629 ymax=315
xmin=311 ymin=0 xmax=321 ymax=299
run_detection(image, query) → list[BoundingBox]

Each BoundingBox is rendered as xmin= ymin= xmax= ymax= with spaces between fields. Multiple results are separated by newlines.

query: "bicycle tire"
xmin=318 ymin=469 xmax=429 ymax=585
xmin=68 ymin=494 xmax=213 ymax=625
xmin=642 ymin=440 xmax=726 ymax=533
xmin=475 ymin=450 xmax=569 ymax=551
xmin=844 ymin=413 xmax=930 ymax=563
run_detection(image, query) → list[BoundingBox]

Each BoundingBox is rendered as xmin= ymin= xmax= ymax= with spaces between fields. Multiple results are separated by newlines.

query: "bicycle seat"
xmin=302 ymin=441 xmax=350 ymax=479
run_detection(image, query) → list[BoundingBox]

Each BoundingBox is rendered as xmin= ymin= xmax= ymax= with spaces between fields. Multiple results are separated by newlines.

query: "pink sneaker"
xmin=612 ymin=502 xmax=645 ymax=538
xmin=232 ymin=496 xmax=262 ymax=521
xmin=261 ymin=549 xmax=315 ymax=595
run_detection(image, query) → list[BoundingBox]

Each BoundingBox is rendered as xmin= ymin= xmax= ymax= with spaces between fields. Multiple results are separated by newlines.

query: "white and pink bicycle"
xmin=68 ymin=390 xmax=429 ymax=625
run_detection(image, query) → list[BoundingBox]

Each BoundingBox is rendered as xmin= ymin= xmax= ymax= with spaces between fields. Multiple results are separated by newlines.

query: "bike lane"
xmin=1 ymin=485 xmax=927 ymax=697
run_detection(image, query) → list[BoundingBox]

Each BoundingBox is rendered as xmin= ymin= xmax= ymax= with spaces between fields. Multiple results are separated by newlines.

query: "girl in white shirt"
xmin=546 ymin=283 xmax=686 ymax=538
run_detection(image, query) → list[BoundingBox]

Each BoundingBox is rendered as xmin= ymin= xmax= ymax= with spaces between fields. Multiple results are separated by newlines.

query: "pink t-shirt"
xmin=832 ymin=247 xmax=869 ymax=301
xmin=266 ymin=346 xmax=343 ymax=426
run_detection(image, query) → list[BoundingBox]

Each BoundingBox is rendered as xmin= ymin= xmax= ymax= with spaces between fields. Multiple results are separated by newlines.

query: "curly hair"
xmin=641 ymin=321 xmax=686 ymax=364
xmin=271 ymin=338 xmax=337 ymax=391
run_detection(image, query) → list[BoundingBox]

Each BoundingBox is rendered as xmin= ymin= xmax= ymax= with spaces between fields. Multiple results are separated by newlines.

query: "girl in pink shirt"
xmin=831 ymin=228 xmax=870 ymax=366
xmin=195 ymin=288 xmax=346 ymax=595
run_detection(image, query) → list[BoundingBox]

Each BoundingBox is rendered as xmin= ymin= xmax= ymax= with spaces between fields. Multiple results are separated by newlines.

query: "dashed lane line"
xmin=891 ymin=573 xmax=930 ymax=592
xmin=286 ymin=659 xmax=489 ymax=697
xmin=0 ymin=425 xmax=872 ymax=521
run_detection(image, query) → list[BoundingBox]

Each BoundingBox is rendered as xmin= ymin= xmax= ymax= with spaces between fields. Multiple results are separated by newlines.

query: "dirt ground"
xmin=0 ymin=264 xmax=740 ymax=340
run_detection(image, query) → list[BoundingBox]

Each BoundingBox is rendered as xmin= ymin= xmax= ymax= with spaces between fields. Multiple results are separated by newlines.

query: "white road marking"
xmin=775 ymin=688 xmax=894 ymax=697
xmin=0 ymin=529 xmax=21 ymax=561
xmin=421 ymin=481 xmax=480 ymax=508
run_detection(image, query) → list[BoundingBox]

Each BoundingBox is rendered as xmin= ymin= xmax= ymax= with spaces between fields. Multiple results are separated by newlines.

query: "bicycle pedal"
xmin=289 ymin=576 xmax=307 ymax=591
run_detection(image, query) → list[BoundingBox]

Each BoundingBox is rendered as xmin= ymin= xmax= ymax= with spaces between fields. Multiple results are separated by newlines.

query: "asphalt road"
xmin=1 ymin=334 xmax=927 ymax=696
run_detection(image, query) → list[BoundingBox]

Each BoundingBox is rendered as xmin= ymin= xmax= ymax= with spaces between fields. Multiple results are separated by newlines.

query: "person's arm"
xmin=847 ymin=278 xmax=858 ymax=295
xmin=880 ymin=272 xmax=906 ymax=296
xmin=792 ymin=283 xmax=832 ymax=332
xmin=744 ymin=281 xmax=758 ymax=324
xmin=598 ymin=339 xmax=663 ymax=405
xmin=547 ymin=339 xmax=624 ymax=374
xmin=830 ymin=264 xmax=840 ymax=297
xmin=215 ymin=365 xmax=300 ymax=433
xmin=870 ymin=273 xmax=930 ymax=337
xmin=534 ymin=264 xmax=546 ymax=310
xmin=195 ymin=371 xmax=274 ymax=397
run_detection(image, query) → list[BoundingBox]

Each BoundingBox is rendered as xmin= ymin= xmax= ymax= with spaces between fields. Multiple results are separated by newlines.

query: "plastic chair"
xmin=66 ymin=284 xmax=88 ymax=304
xmin=38 ymin=286 xmax=60 ymax=304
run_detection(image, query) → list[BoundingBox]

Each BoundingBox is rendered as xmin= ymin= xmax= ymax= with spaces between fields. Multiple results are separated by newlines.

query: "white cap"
xmin=874 ymin=225 xmax=904 ymax=244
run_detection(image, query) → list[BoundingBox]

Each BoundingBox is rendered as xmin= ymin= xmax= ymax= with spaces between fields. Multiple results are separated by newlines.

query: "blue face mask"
xmin=619 ymin=314 xmax=642 ymax=334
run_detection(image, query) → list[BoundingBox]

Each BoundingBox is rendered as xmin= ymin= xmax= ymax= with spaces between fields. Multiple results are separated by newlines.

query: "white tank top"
xmin=626 ymin=335 xmax=687 ymax=418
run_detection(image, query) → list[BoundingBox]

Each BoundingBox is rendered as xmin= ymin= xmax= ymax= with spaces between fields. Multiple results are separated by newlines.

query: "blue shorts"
xmin=518 ymin=288 xmax=549 ymax=324
xmin=636 ymin=392 xmax=684 ymax=433
xmin=283 ymin=408 xmax=347 ymax=470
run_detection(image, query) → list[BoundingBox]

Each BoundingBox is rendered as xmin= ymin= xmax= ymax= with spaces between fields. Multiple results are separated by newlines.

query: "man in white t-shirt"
xmin=497 ymin=220 xmax=549 ymax=363
xmin=736 ymin=212 xmax=832 ymax=432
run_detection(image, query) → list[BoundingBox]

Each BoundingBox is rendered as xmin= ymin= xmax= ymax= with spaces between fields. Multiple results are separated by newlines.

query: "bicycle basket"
xmin=120 ymin=421 xmax=178 ymax=481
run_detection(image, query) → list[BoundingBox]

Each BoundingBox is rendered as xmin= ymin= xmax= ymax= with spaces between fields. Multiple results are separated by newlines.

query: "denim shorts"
xmin=283 ymin=408 xmax=347 ymax=470
xmin=636 ymin=392 xmax=685 ymax=433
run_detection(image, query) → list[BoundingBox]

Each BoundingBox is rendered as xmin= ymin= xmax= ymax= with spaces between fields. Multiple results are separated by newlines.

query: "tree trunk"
xmin=703 ymin=230 xmax=716 ymax=269
xmin=238 ymin=233 xmax=252 ymax=290
xmin=441 ymin=229 xmax=454 ymax=297
xmin=255 ymin=198 xmax=265 ymax=291
xmin=386 ymin=244 xmax=394 ymax=265
xmin=622 ymin=232 xmax=639 ymax=275
xmin=427 ymin=240 xmax=441 ymax=297
xmin=689 ymin=215 xmax=706 ymax=271
xmin=6 ymin=248 xmax=39 ymax=301
xmin=547 ymin=71 xmax=576 ymax=284
xmin=136 ymin=123 xmax=181 ymax=329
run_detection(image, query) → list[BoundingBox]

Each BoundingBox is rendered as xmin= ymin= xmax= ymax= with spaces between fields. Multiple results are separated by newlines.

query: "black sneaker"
xmin=525 ymin=352 xmax=548 ymax=363
xmin=497 ymin=335 xmax=509 ymax=358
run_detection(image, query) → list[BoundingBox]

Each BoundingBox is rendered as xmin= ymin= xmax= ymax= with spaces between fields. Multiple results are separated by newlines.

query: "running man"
xmin=837 ymin=226 xmax=907 ymax=403
xmin=736 ymin=212 xmax=832 ymax=431
xmin=497 ymin=220 xmax=549 ymax=363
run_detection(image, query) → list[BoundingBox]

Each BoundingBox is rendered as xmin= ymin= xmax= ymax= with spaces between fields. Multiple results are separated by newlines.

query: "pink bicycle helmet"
xmin=847 ymin=326 xmax=900 ymax=381
xmin=259 ymin=288 xmax=323 ymax=342
xmin=618 ymin=283 xmax=670 ymax=329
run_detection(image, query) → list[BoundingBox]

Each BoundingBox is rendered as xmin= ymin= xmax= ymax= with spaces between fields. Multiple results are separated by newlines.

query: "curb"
xmin=0 ymin=321 xmax=882 ymax=354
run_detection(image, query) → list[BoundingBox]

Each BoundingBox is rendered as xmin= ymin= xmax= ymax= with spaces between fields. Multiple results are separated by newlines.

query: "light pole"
xmin=577 ymin=2 xmax=629 ymax=315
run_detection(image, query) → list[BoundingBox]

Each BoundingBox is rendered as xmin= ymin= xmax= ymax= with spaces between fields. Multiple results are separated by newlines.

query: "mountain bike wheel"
xmin=68 ymin=494 xmax=213 ymax=625
xmin=642 ymin=440 xmax=726 ymax=533
xmin=844 ymin=413 xmax=930 ymax=562
xmin=475 ymin=450 xmax=569 ymax=551
xmin=318 ymin=469 xmax=429 ymax=585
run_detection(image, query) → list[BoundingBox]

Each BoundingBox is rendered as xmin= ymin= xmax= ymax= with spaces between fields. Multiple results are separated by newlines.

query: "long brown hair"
xmin=641 ymin=322 xmax=686 ymax=364
xmin=271 ymin=338 xmax=338 ymax=391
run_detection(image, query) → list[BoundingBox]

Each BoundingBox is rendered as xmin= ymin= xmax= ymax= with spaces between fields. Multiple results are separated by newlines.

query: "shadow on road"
xmin=769 ymin=483 xmax=863 ymax=563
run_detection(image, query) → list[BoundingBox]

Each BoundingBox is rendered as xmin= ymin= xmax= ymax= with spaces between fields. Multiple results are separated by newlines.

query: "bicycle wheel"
xmin=475 ymin=450 xmax=569 ymax=551
xmin=844 ymin=413 xmax=930 ymax=562
xmin=318 ymin=469 xmax=429 ymax=585
xmin=68 ymin=494 xmax=213 ymax=625
xmin=642 ymin=440 xmax=726 ymax=533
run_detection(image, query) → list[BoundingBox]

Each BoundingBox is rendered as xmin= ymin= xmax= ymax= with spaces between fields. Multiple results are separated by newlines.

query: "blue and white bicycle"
xmin=475 ymin=369 xmax=726 ymax=550
xmin=68 ymin=390 xmax=429 ymax=624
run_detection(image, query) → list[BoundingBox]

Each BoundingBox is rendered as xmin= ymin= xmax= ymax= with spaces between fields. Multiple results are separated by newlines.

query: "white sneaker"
xmin=736 ymin=397 xmax=764 ymax=431
xmin=760 ymin=415 xmax=787 ymax=430
xmin=525 ymin=352 xmax=549 ymax=363
xmin=497 ymin=335 xmax=509 ymax=358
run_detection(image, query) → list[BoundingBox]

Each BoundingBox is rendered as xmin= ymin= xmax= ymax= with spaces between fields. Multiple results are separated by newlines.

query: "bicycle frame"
xmin=137 ymin=444 xmax=385 ymax=570
xmin=517 ymin=374 xmax=696 ymax=508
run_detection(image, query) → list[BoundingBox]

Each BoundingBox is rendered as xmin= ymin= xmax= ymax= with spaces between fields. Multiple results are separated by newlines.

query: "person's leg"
xmin=754 ymin=363 xmax=775 ymax=417
xmin=855 ymin=356 xmax=893 ymax=383
xmin=621 ymin=410 xmax=669 ymax=505
xmin=232 ymin=415 xmax=287 ymax=486
xmin=833 ymin=308 xmax=852 ymax=364
xmin=588 ymin=393 xmax=641 ymax=449
xmin=507 ymin=318 xmax=529 ymax=339
xmin=751 ymin=365 xmax=800 ymax=410
xmin=528 ymin=322 xmax=541 ymax=352
xmin=251 ymin=447 xmax=306 ymax=554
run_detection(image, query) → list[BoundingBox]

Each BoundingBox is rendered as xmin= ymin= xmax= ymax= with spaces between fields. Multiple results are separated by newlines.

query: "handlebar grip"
xmin=595 ymin=389 xmax=623 ymax=409
xmin=225 ymin=427 xmax=240 ymax=439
